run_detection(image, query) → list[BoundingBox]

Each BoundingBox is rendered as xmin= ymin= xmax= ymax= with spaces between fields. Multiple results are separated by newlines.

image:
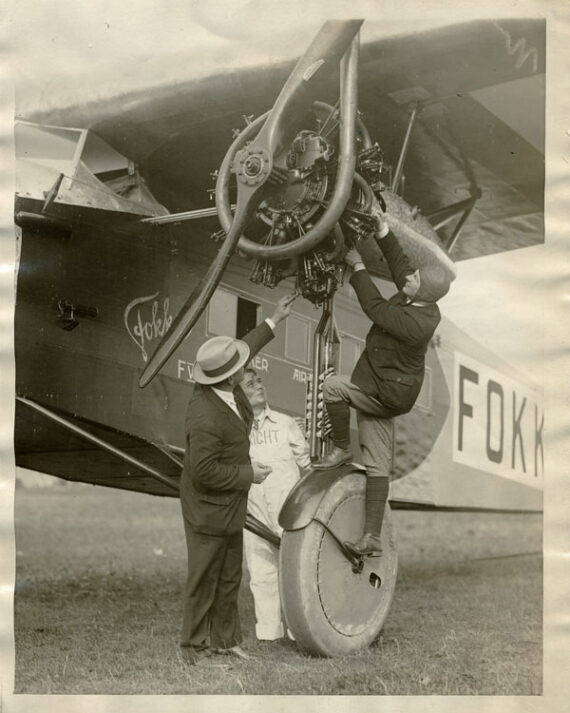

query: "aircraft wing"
xmin=15 ymin=397 xmax=182 ymax=496
xmin=20 ymin=18 xmax=545 ymax=262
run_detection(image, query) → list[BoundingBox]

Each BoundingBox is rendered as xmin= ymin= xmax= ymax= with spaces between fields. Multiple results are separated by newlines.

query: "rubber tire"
xmin=279 ymin=469 xmax=398 ymax=656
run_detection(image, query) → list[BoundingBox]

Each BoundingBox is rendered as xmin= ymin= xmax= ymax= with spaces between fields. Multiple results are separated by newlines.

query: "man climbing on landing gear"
xmin=313 ymin=204 xmax=451 ymax=557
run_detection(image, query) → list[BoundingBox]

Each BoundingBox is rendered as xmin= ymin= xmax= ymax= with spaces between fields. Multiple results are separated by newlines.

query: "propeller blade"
xmin=138 ymin=190 xmax=259 ymax=387
xmin=253 ymin=20 xmax=363 ymax=160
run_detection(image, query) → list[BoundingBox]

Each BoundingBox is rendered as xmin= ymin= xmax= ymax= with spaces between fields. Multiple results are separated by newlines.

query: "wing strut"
xmin=16 ymin=396 xmax=281 ymax=544
xmin=391 ymin=102 xmax=419 ymax=194
xmin=16 ymin=396 xmax=181 ymax=492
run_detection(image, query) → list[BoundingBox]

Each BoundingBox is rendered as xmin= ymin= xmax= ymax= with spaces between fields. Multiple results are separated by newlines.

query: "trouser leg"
xmin=321 ymin=374 xmax=392 ymax=444
xmin=323 ymin=374 xmax=392 ymax=415
xmin=322 ymin=375 xmax=394 ymax=546
xmin=180 ymin=517 xmax=225 ymax=651
xmin=209 ymin=530 xmax=244 ymax=650
xmin=243 ymin=529 xmax=284 ymax=640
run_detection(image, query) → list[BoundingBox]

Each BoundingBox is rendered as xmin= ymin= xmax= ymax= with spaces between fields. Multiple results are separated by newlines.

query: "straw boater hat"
xmin=192 ymin=336 xmax=250 ymax=385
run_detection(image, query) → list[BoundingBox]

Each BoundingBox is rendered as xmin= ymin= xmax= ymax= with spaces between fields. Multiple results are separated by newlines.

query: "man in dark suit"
xmin=180 ymin=294 xmax=295 ymax=664
xmin=314 ymin=208 xmax=451 ymax=557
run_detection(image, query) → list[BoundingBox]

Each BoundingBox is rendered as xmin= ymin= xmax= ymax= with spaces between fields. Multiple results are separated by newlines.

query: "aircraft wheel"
xmin=279 ymin=469 xmax=398 ymax=657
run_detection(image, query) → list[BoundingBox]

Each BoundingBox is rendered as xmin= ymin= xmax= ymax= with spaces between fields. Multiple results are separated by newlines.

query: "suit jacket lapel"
xmin=203 ymin=386 xmax=248 ymax=432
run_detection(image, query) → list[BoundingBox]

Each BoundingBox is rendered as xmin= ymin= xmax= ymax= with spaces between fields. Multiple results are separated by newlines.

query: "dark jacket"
xmin=350 ymin=233 xmax=440 ymax=416
xmin=181 ymin=321 xmax=274 ymax=536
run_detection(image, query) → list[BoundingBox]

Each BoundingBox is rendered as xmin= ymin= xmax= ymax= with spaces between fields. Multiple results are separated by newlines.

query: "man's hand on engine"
xmin=344 ymin=248 xmax=365 ymax=271
xmin=270 ymin=293 xmax=297 ymax=325
xmin=371 ymin=205 xmax=390 ymax=240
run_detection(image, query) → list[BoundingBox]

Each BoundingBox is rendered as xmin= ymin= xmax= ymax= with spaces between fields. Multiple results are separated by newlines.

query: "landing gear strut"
xmin=277 ymin=290 xmax=398 ymax=657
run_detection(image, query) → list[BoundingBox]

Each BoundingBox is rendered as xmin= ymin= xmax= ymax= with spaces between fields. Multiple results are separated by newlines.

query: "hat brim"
xmin=192 ymin=340 xmax=250 ymax=385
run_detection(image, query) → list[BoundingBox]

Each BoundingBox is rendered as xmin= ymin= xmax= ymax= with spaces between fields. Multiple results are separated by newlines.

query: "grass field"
xmin=13 ymin=481 xmax=542 ymax=695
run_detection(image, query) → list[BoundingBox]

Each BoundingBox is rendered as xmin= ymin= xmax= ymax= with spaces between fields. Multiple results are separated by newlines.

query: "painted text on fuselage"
xmin=292 ymin=368 xmax=311 ymax=383
xmin=124 ymin=293 xmax=173 ymax=363
xmin=453 ymin=352 xmax=544 ymax=486
xmin=175 ymin=354 xmax=268 ymax=383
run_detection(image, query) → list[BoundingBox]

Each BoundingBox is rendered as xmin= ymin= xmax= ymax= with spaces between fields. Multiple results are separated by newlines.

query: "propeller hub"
xmin=244 ymin=156 xmax=263 ymax=177
xmin=234 ymin=146 xmax=271 ymax=186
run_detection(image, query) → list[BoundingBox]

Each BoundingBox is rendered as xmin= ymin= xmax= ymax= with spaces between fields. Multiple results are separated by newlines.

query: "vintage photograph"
xmin=2 ymin=0 xmax=566 ymax=709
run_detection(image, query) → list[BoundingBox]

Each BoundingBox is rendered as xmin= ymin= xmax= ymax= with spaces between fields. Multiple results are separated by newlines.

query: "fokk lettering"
xmin=454 ymin=355 xmax=544 ymax=484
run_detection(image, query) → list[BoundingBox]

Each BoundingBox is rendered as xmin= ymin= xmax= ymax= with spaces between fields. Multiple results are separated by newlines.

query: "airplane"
xmin=13 ymin=16 xmax=545 ymax=657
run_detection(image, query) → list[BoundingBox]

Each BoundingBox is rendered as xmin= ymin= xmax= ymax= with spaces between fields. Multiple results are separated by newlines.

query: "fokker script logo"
xmin=124 ymin=293 xmax=173 ymax=362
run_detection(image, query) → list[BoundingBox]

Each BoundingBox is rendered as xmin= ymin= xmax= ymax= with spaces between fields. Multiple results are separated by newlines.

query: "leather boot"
xmin=344 ymin=532 xmax=383 ymax=557
xmin=313 ymin=446 xmax=353 ymax=470
xmin=313 ymin=401 xmax=352 ymax=470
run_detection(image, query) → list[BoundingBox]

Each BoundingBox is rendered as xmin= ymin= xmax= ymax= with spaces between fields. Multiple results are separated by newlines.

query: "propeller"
xmin=217 ymin=43 xmax=361 ymax=262
xmin=139 ymin=20 xmax=363 ymax=387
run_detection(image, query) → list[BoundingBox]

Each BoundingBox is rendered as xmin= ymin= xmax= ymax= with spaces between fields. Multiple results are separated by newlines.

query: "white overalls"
xmin=244 ymin=406 xmax=310 ymax=640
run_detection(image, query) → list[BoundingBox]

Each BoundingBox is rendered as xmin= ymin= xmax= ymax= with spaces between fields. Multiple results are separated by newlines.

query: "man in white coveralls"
xmin=240 ymin=367 xmax=311 ymax=641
